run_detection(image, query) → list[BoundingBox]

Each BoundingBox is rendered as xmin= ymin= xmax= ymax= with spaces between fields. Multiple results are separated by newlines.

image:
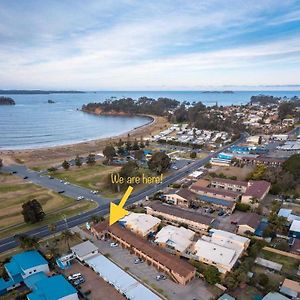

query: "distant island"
xmin=0 ymin=96 xmax=15 ymax=105
xmin=47 ymin=99 xmax=55 ymax=104
xmin=0 ymin=90 xmax=85 ymax=95
xmin=201 ymin=91 xmax=234 ymax=94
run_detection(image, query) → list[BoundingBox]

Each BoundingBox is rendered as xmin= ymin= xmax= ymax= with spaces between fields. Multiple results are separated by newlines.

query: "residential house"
xmin=241 ymin=180 xmax=271 ymax=207
xmin=237 ymin=213 xmax=262 ymax=235
xmin=71 ymin=240 xmax=99 ymax=262
xmin=280 ymin=278 xmax=300 ymax=299
xmin=165 ymin=188 xmax=197 ymax=208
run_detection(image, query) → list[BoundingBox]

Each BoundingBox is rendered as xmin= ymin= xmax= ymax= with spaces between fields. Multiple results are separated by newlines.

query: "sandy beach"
xmin=1 ymin=115 xmax=169 ymax=168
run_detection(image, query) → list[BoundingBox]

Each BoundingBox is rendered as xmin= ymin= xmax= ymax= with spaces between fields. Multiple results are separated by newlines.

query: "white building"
xmin=71 ymin=241 xmax=99 ymax=262
xmin=155 ymin=225 xmax=194 ymax=254
xmin=193 ymin=230 xmax=250 ymax=273
xmin=120 ymin=213 xmax=161 ymax=237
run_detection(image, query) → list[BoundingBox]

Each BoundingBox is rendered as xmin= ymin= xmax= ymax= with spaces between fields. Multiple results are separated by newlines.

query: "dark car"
xmin=23 ymin=176 xmax=28 ymax=179
xmin=58 ymin=190 xmax=65 ymax=194
xmin=12 ymin=171 xmax=17 ymax=174
xmin=218 ymin=211 xmax=225 ymax=216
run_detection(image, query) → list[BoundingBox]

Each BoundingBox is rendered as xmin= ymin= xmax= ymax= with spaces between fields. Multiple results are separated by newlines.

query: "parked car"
xmin=58 ymin=190 xmax=65 ymax=194
xmin=49 ymin=176 xmax=54 ymax=179
xmin=110 ymin=242 xmax=119 ymax=247
xmin=73 ymin=277 xmax=85 ymax=286
xmin=77 ymin=196 xmax=84 ymax=201
xmin=218 ymin=211 xmax=225 ymax=216
xmin=23 ymin=176 xmax=28 ymax=179
xmin=68 ymin=273 xmax=82 ymax=281
xmin=134 ymin=258 xmax=144 ymax=264
xmin=231 ymin=220 xmax=238 ymax=225
xmin=156 ymin=275 xmax=167 ymax=281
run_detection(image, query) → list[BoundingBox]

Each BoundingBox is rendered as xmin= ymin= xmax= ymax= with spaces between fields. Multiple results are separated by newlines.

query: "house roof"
xmin=290 ymin=220 xmax=300 ymax=233
xmin=262 ymin=292 xmax=289 ymax=300
xmin=191 ymin=179 xmax=210 ymax=188
xmin=190 ymin=185 xmax=240 ymax=199
xmin=197 ymin=195 xmax=236 ymax=208
xmin=238 ymin=213 xmax=261 ymax=229
xmin=71 ymin=240 xmax=98 ymax=258
xmin=6 ymin=251 xmax=48 ymax=274
xmin=281 ymin=278 xmax=300 ymax=293
xmin=120 ymin=212 xmax=161 ymax=235
xmin=176 ymin=188 xmax=197 ymax=200
xmin=94 ymin=222 xmax=195 ymax=278
xmin=243 ymin=180 xmax=271 ymax=199
xmin=211 ymin=178 xmax=248 ymax=187
xmin=155 ymin=225 xmax=194 ymax=253
xmin=218 ymin=294 xmax=235 ymax=300
xmin=147 ymin=202 xmax=214 ymax=225
xmin=27 ymin=275 xmax=77 ymax=300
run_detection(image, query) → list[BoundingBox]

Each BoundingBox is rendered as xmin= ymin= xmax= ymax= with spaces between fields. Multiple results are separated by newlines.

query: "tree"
xmin=75 ymin=155 xmax=82 ymax=167
xmin=86 ymin=153 xmax=96 ymax=165
xmin=126 ymin=140 xmax=132 ymax=151
xmin=145 ymin=140 xmax=150 ymax=147
xmin=17 ymin=234 xmax=39 ymax=250
xmin=283 ymin=154 xmax=300 ymax=179
xmin=61 ymin=230 xmax=76 ymax=249
xmin=190 ymin=151 xmax=197 ymax=159
xmin=134 ymin=149 xmax=144 ymax=161
xmin=257 ymin=273 xmax=269 ymax=287
xmin=203 ymin=266 xmax=220 ymax=284
xmin=148 ymin=151 xmax=171 ymax=174
xmin=103 ymin=145 xmax=116 ymax=162
xmin=62 ymin=160 xmax=70 ymax=170
xmin=0 ymin=158 xmax=2 ymax=168
xmin=22 ymin=199 xmax=45 ymax=224
xmin=132 ymin=139 xmax=140 ymax=151
xmin=90 ymin=215 xmax=104 ymax=224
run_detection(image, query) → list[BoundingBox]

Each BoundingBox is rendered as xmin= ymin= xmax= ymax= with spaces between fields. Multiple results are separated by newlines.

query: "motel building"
xmin=92 ymin=221 xmax=196 ymax=285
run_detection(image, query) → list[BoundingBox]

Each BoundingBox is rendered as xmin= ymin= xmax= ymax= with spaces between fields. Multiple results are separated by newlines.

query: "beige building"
xmin=237 ymin=213 xmax=261 ymax=235
xmin=155 ymin=225 xmax=195 ymax=255
xmin=165 ymin=188 xmax=196 ymax=208
xmin=241 ymin=180 xmax=271 ymax=207
xmin=119 ymin=212 xmax=161 ymax=237
xmin=146 ymin=202 xmax=214 ymax=233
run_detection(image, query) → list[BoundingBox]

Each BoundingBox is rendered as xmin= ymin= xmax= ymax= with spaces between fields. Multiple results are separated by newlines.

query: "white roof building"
xmin=120 ymin=213 xmax=161 ymax=237
xmin=71 ymin=240 xmax=99 ymax=261
xmin=86 ymin=255 xmax=161 ymax=300
xmin=290 ymin=220 xmax=300 ymax=234
xmin=155 ymin=225 xmax=194 ymax=253
xmin=193 ymin=230 xmax=250 ymax=273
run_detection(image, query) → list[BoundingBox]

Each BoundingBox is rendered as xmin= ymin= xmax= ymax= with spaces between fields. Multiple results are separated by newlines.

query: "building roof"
xmin=191 ymin=179 xmax=210 ymax=188
xmin=155 ymin=225 xmax=194 ymax=253
xmin=120 ymin=212 xmax=161 ymax=236
xmin=27 ymin=275 xmax=77 ymax=300
xmin=96 ymin=223 xmax=195 ymax=278
xmin=176 ymin=188 xmax=197 ymax=200
xmin=237 ymin=213 xmax=261 ymax=229
xmin=194 ymin=239 xmax=236 ymax=266
xmin=85 ymin=255 xmax=161 ymax=300
xmin=147 ymin=202 xmax=214 ymax=225
xmin=211 ymin=178 xmax=248 ymax=187
xmin=197 ymin=195 xmax=236 ymax=208
xmin=281 ymin=278 xmax=300 ymax=294
xmin=190 ymin=185 xmax=240 ymax=199
xmin=262 ymin=292 xmax=289 ymax=300
xmin=6 ymin=251 xmax=48 ymax=274
xmin=290 ymin=220 xmax=300 ymax=233
xmin=71 ymin=240 xmax=98 ymax=258
xmin=218 ymin=294 xmax=235 ymax=300
xmin=243 ymin=180 xmax=271 ymax=199
xmin=290 ymin=238 xmax=300 ymax=254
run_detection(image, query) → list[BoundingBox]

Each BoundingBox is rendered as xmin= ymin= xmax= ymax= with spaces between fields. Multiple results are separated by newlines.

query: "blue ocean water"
xmin=0 ymin=90 xmax=299 ymax=150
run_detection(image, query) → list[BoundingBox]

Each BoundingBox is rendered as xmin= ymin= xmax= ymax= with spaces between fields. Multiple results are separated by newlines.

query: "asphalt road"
xmin=0 ymin=135 xmax=245 ymax=253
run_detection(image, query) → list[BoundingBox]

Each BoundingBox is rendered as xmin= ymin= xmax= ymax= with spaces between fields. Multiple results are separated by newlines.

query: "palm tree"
xmin=17 ymin=234 xmax=39 ymax=250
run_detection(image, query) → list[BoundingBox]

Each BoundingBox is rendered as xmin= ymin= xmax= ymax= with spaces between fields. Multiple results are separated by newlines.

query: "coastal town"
xmin=0 ymin=94 xmax=300 ymax=300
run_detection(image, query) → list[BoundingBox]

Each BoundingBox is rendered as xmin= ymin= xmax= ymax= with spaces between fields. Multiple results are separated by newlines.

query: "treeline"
xmin=0 ymin=96 xmax=15 ymax=105
xmin=0 ymin=90 xmax=84 ymax=94
xmin=82 ymin=97 xmax=179 ymax=116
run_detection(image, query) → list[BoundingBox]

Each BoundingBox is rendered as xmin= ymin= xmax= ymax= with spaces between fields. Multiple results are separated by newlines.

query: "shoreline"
xmin=0 ymin=115 xmax=168 ymax=167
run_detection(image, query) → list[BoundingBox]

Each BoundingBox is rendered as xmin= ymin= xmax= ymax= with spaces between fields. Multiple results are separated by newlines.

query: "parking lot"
xmin=94 ymin=238 xmax=217 ymax=300
xmin=63 ymin=260 xmax=125 ymax=300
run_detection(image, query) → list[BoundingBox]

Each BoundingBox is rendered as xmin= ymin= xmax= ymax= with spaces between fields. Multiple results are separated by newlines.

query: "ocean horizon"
xmin=1 ymin=90 xmax=299 ymax=150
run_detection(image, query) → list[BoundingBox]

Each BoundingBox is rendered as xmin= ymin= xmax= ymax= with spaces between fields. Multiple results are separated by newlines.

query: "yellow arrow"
xmin=109 ymin=186 xmax=133 ymax=226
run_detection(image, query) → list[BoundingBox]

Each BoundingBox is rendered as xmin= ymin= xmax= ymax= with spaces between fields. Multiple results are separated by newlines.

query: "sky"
xmin=0 ymin=0 xmax=300 ymax=90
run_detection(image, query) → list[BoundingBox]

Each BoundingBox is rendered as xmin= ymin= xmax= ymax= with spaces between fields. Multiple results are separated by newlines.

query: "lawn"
xmin=212 ymin=165 xmax=254 ymax=180
xmin=259 ymin=249 xmax=299 ymax=276
xmin=0 ymin=173 xmax=97 ymax=238
xmin=50 ymin=163 xmax=121 ymax=196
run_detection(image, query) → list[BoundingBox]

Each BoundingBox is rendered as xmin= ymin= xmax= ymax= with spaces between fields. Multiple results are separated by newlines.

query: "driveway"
xmin=63 ymin=260 xmax=125 ymax=300
xmin=94 ymin=238 xmax=216 ymax=300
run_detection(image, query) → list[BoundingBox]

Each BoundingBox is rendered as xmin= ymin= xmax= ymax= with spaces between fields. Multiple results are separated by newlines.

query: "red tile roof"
xmin=243 ymin=180 xmax=271 ymax=199
xmin=190 ymin=185 xmax=240 ymax=199
xmin=93 ymin=222 xmax=195 ymax=278
xmin=238 ymin=213 xmax=261 ymax=229
xmin=211 ymin=177 xmax=248 ymax=187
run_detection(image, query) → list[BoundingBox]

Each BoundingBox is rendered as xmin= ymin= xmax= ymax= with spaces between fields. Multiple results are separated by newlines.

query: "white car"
xmin=110 ymin=242 xmax=119 ymax=247
xmin=68 ymin=273 xmax=82 ymax=281
xmin=77 ymin=196 xmax=84 ymax=201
